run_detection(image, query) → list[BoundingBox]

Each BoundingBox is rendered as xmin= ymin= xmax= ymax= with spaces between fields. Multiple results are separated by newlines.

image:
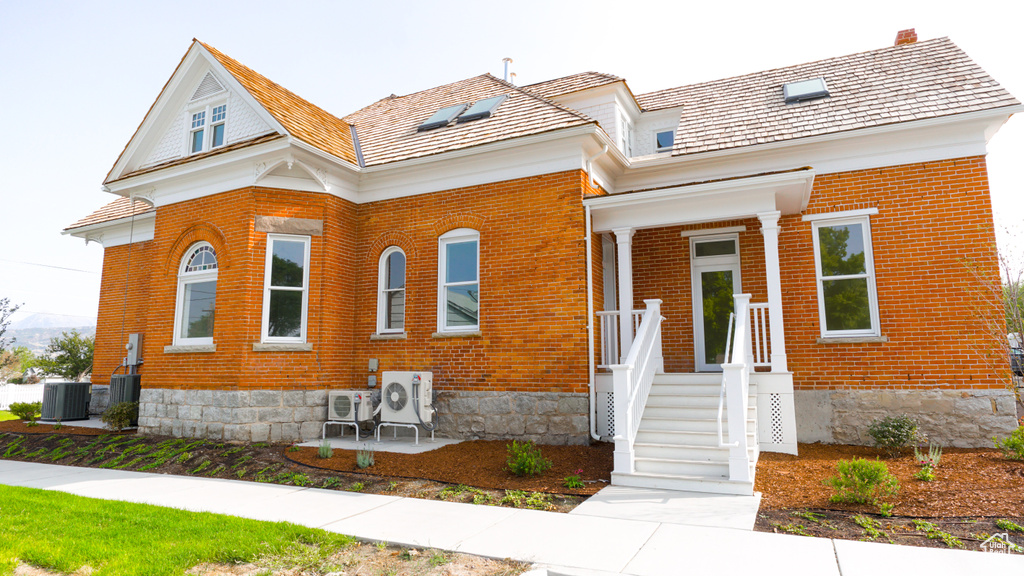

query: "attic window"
xmin=188 ymin=103 xmax=228 ymax=154
xmin=783 ymin=78 xmax=830 ymax=104
xmin=457 ymin=95 xmax=506 ymax=123
xmin=655 ymin=130 xmax=674 ymax=152
xmin=418 ymin=104 xmax=468 ymax=132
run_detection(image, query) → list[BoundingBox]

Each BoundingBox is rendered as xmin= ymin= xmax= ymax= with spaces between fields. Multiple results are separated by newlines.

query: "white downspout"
xmin=584 ymin=144 xmax=608 ymax=442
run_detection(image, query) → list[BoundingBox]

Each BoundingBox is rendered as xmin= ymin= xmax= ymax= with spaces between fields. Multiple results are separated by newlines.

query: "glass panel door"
xmin=696 ymin=267 xmax=738 ymax=371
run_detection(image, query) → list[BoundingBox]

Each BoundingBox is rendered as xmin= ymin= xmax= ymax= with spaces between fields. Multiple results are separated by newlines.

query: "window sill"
xmin=164 ymin=344 xmax=216 ymax=354
xmin=252 ymin=342 xmax=313 ymax=352
xmin=816 ymin=335 xmax=888 ymax=344
xmin=432 ymin=331 xmax=482 ymax=339
xmin=371 ymin=332 xmax=407 ymax=341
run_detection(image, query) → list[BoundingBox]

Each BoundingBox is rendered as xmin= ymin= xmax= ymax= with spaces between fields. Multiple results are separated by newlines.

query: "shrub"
xmin=505 ymin=440 xmax=552 ymax=477
xmin=993 ymin=426 xmax=1024 ymax=461
xmin=867 ymin=414 xmax=920 ymax=457
xmin=825 ymin=458 xmax=900 ymax=506
xmin=101 ymin=401 xmax=138 ymax=431
xmin=563 ymin=469 xmax=584 ymax=489
xmin=317 ymin=439 xmax=333 ymax=459
xmin=356 ymin=445 xmax=374 ymax=469
xmin=9 ymin=402 xmax=41 ymax=422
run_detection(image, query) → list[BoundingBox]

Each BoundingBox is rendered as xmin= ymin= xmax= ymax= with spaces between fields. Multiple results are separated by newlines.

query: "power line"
xmin=0 ymin=259 xmax=99 ymax=274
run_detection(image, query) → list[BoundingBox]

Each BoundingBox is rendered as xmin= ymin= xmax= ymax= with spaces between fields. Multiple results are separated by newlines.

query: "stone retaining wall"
xmin=138 ymin=388 xmax=591 ymax=445
xmin=795 ymin=388 xmax=1019 ymax=448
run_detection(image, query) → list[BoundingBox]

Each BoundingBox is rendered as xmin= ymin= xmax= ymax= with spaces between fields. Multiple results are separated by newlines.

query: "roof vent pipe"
xmin=509 ymin=72 xmax=517 ymax=86
xmin=502 ymin=57 xmax=513 ymax=82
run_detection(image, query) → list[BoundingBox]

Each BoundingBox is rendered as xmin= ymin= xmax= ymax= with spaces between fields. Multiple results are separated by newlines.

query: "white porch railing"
xmin=610 ymin=299 xmax=664 ymax=475
xmin=718 ymin=294 xmax=754 ymax=482
xmin=597 ymin=310 xmax=644 ymax=368
xmin=749 ymin=302 xmax=771 ymax=368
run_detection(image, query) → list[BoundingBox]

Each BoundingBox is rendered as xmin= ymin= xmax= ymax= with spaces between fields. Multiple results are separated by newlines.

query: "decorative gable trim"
xmin=190 ymin=72 xmax=225 ymax=101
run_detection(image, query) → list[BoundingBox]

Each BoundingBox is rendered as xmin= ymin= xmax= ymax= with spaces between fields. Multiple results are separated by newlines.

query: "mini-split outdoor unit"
xmin=380 ymin=371 xmax=434 ymax=426
xmin=327 ymin=390 xmax=374 ymax=422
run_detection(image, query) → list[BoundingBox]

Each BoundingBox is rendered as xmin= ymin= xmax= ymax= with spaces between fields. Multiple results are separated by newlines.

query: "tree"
xmin=0 ymin=347 xmax=36 ymax=382
xmin=0 ymin=297 xmax=21 ymax=370
xmin=37 ymin=330 xmax=94 ymax=382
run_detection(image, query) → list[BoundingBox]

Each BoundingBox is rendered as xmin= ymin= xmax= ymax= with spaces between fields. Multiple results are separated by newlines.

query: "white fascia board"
xmin=616 ymin=106 xmax=1022 ymax=192
xmin=63 ymin=212 xmax=156 ymax=247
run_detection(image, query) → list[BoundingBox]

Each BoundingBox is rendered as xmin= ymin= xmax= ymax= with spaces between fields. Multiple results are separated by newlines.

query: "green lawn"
xmin=0 ymin=411 xmax=17 ymax=421
xmin=0 ymin=485 xmax=354 ymax=575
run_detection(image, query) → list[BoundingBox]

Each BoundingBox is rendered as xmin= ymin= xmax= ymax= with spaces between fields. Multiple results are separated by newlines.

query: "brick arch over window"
xmin=431 ymin=213 xmax=486 ymax=237
xmin=164 ymin=223 xmax=230 ymax=277
xmin=364 ymin=231 xmax=416 ymax=265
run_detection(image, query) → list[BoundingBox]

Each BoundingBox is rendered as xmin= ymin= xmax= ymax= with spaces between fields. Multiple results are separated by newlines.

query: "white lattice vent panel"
xmin=769 ymin=393 xmax=784 ymax=444
xmin=191 ymin=72 xmax=225 ymax=101
xmin=596 ymin=391 xmax=615 ymax=438
xmin=755 ymin=375 xmax=797 ymax=455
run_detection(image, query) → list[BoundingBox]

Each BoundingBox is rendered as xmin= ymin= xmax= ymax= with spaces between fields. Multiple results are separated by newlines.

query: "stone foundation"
xmin=88 ymin=384 xmax=110 ymax=416
xmin=795 ymin=388 xmax=1019 ymax=448
xmin=138 ymin=388 xmax=591 ymax=445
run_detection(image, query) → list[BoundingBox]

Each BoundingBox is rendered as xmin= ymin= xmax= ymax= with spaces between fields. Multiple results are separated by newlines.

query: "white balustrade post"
xmin=613 ymin=227 xmax=635 ymax=362
xmin=758 ymin=211 xmax=788 ymax=373
xmin=610 ymin=365 xmax=634 ymax=474
xmin=643 ymin=299 xmax=664 ymax=373
xmin=725 ymin=293 xmax=752 ymax=482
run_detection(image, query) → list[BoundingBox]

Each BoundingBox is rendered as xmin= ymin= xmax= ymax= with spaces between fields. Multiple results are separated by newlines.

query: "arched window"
xmin=438 ymin=228 xmax=479 ymax=332
xmin=174 ymin=242 xmax=218 ymax=345
xmin=377 ymin=247 xmax=406 ymax=333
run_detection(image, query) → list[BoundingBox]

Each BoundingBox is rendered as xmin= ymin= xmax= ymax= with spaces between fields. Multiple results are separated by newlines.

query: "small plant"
xmin=384 ymin=481 xmax=398 ymax=492
xmin=428 ymin=551 xmax=448 ymax=567
xmin=317 ymin=439 xmax=333 ymax=459
xmin=349 ymin=482 xmax=365 ymax=492
xmin=913 ymin=466 xmax=935 ymax=482
xmin=356 ymin=444 xmax=375 ymax=469
xmin=563 ymin=468 xmax=585 ymax=489
xmin=101 ymin=401 xmax=139 ymax=431
xmin=235 ymin=469 xmax=246 ymax=479
xmin=825 ymin=458 xmax=900 ymax=506
xmin=996 ymin=519 xmax=1024 ymax=533
xmin=790 ymin=511 xmax=837 ymax=530
xmin=853 ymin=514 xmax=890 ymax=542
xmin=505 ymin=440 xmax=552 ymax=477
xmin=912 ymin=519 xmax=964 ymax=549
xmin=993 ymin=426 xmax=1024 ymax=461
xmin=52 ymin=420 xmax=62 ymax=431
xmin=774 ymin=523 xmax=810 ymax=536
xmin=287 ymin=443 xmax=301 ymax=453
xmin=321 ymin=477 xmax=341 ymax=489
xmin=376 ymin=541 xmax=387 ymax=551
xmin=867 ymin=414 xmax=920 ymax=457
xmin=878 ymin=502 xmax=895 ymax=517
xmin=914 ymin=443 xmax=943 ymax=468
xmin=190 ymin=460 xmax=211 ymax=475
xmin=9 ymin=402 xmax=41 ymax=423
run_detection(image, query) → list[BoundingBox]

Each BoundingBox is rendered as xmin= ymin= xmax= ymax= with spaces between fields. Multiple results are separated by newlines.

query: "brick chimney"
xmin=895 ymin=28 xmax=918 ymax=46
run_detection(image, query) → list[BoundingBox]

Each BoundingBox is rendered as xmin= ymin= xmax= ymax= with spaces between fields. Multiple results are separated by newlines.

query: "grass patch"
xmin=0 ymin=411 xmax=18 ymax=422
xmin=0 ymin=485 xmax=354 ymax=576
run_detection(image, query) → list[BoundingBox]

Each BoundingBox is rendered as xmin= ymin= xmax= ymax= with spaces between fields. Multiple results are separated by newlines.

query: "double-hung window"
xmin=377 ymin=247 xmax=406 ymax=333
xmin=438 ymin=229 xmax=479 ymax=332
xmin=261 ymin=234 xmax=310 ymax=342
xmin=189 ymin=103 xmax=227 ymax=154
xmin=174 ymin=243 xmax=218 ymax=345
xmin=811 ymin=215 xmax=880 ymax=337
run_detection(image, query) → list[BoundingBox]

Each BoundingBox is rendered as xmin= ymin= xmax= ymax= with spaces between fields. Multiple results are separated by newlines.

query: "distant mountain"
xmin=10 ymin=314 xmax=96 ymax=330
xmin=3 ymin=326 xmax=97 ymax=355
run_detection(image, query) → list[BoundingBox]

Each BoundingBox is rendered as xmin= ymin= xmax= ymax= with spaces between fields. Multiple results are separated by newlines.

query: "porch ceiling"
xmin=585 ymin=169 xmax=814 ymax=233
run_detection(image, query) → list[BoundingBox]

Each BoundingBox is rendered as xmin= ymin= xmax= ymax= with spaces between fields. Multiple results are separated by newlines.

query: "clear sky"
xmin=0 ymin=0 xmax=1021 ymax=324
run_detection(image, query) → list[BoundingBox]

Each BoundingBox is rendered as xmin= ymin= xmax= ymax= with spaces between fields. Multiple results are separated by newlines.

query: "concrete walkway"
xmin=1 ymin=460 xmax=1021 ymax=575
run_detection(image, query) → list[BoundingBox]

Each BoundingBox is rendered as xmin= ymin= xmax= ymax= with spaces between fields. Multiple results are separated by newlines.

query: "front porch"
xmin=584 ymin=170 xmax=813 ymax=494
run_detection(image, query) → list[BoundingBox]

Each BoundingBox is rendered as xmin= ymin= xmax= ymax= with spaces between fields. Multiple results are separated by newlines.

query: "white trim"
xmin=376 ymin=246 xmax=406 ymax=334
xmin=260 ymin=234 xmax=311 ymax=343
xmin=173 ymin=242 xmax=218 ymax=346
xmin=810 ymin=215 xmax=881 ymax=338
xmin=680 ymin=225 xmax=747 ymax=238
xmin=802 ymin=208 xmax=878 ymax=221
xmin=690 ymin=234 xmax=741 ymax=372
xmin=437 ymin=228 xmax=480 ymax=333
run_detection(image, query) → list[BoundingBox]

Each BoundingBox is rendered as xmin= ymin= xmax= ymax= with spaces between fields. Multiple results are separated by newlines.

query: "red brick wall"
xmin=94 ymin=171 xmax=594 ymax=395
xmin=94 ymin=241 xmax=153 ymax=385
xmin=629 ymin=156 xmax=1006 ymax=390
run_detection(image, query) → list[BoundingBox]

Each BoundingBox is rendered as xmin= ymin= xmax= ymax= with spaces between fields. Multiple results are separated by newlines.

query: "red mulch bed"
xmin=288 ymin=440 xmax=613 ymax=496
xmin=756 ymin=443 xmax=1024 ymax=517
xmin=0 ymin=419 xmax=132 ymax=436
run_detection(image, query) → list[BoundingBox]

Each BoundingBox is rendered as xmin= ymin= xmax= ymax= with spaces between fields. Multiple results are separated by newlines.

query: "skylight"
xmin=457 ymin=95 xmax=507 ymax=123
xmin=418 ymin=104 xmax=468 ymax=132
xmin=783 ymin=78 xmax=830 ymax=104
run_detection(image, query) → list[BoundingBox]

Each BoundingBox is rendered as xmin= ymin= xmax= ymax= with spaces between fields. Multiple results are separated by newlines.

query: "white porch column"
xmin=758 ymin=211 xmax=788 ymax=373
xmin=612 ymin=227 xmax=635 ymax=361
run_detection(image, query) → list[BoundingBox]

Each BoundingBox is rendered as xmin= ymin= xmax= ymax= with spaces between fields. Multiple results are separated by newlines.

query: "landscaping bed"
xmin=0 ymin=419 xmax=130 ymax=436
xmin=0 ymin=429 xmax=611 ymax=513
xmin=754 ymin=442 xmax=1024 ymax=552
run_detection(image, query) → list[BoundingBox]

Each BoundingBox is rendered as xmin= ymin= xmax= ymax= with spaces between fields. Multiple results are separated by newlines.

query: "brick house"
xmin=66 ymin=30 xmax=1020 ymax=494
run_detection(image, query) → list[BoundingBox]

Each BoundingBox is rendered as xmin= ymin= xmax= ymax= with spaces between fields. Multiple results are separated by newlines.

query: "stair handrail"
xmin=717 ymin=312 xmax=737 ymax=448
xmin=609 ymin=299 xmax=664 ymax=476
xmin=720 ymin=294 xmax=754 ymax=483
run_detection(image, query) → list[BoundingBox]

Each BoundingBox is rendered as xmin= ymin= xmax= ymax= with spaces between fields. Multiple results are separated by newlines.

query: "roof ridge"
xmin=637 ymin=36 xmax=955 ymax=102
xmin=523 ymin=70 xmax=623 ymax=88
xmin=483 ymin=73 xmax=596 ymax=124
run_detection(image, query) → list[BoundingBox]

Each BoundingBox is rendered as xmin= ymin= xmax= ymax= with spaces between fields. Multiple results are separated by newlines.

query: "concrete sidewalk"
xmin=1 ymin=460 xmax=1021 ymax=575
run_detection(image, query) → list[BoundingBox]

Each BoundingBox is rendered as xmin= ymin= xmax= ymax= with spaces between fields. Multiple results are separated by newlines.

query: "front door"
xmin=690 ymin=235 xmax=741 ymax=372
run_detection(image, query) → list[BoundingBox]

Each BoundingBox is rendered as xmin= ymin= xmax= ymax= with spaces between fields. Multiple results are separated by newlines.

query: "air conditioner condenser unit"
xmin=380 ymin=371 xmax=434 ymax=426
xmin=327 ymin=390 xmax=374 ymax=422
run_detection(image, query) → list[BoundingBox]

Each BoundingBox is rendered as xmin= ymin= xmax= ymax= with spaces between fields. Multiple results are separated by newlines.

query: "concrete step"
xmin=634 ymin=428 xmax=757 ymax=446
xmin=610 ymin=471 xmax=755 ymax=495
xmin=634 ymin=442 xmax=757 ymax=462
xmin=652 ymin=373 xmax=724 ymax=385
xmin=642 ymin=405 xmax=756 ymax=420
xmin=637 ymin=416 xmax=756 ymax=433
xmin=645 ymin=393 xmax=756 ymax=408
xmin=634 ymin=456 xmax=730 ymax=477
